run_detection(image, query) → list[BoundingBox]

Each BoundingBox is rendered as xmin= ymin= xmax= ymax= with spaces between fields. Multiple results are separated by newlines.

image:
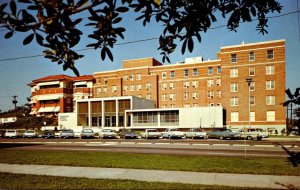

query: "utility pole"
xmin=12 ymin=95 xmax=18 ymax=118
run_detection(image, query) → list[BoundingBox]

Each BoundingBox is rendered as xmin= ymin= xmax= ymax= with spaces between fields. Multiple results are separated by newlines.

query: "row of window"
xmin=230 ymin=80 xmax=275 ymax=92
xmin=230 ymin=65 xmax=275 ymax=78
xmin=230 ymin=111 xmax=276 ymax=122
xmin=230 ymin=96 xmax=276 ymax=106
xmin=230 ymin=49 xmax=274 ymax=63
xmin=161 ymin=103 xmax=222 ymax=109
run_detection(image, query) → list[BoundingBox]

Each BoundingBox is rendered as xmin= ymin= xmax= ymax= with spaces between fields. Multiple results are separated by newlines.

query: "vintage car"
xmin=60 ymin=129 xmax=75 ymax=139
xmin=119 ymin=130 xmax=138 ymax=139
xmin=80 ymin=129 xmax=96 ymax=139
xmin=161 ymin=128 xmax=184 ymax=139
xmin=207 ymin=129 xmax=241 ymax=140
xmin=184 ymin=128 xmax=208 ymax=139
xmin=4 ymin=130 xmax=22 ymax=138
xmin=98 ymin=129 xmax=117 ymax=139
xmin=23 ymin=130 xmax=38 ymax=138
xmin=141 ymin=129 xmax=161 ymax=139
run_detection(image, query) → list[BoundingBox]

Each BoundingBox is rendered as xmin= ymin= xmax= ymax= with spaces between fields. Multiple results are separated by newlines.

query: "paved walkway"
xmin=0 ymin=164 xmax=300 ymax=189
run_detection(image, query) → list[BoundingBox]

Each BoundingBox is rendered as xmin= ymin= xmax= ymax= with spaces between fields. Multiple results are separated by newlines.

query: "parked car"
xmin=161 ymin=128 xmax=184 ymax=139
xmin=184 ymin=128 xmax=208 ymax=139
xmin=60 ymin=129 xmax=75 ymax=139
xmin=4 ymin=130 xmax=22 ymax=138
xmin=80 ymin=129 xmax=95 ymax=139
xmin=207 ymin=129 xmax=241 ymax=140
xmin=119 ymin=130 xmax=138 ymax=139
xmin=0 ymin=130 xmax=6 ymax=138
xmin=98 ymin=129 xmax=117 ymax=139
xmin=238 ymin=128 xmax=263 ymax=140
xmin=141 ymin=129 xmax=161 ymax=139
xmin=42 ymin=131 xmax=55 ymax=139
xmin=23 ymin=130 xmax=38 ymax=138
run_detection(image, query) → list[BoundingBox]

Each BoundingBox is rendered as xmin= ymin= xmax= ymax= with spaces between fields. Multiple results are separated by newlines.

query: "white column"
xmin=102 ymin=100 xmax=105 ymax=128
xmin=88 ymin=100 xmax=92 ymax=127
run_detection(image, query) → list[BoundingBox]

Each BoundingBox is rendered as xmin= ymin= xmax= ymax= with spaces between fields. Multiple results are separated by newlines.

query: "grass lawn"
xmin=0 ymin=149 xmax=299 ymax=176
xmin=0 ymin=172 xmax=268 ymax=190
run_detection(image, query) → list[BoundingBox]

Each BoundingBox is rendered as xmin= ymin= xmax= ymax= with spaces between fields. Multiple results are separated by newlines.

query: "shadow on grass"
xmin=0 ymin=143 xmax=42 ymax=150
xmin=277 ymin=143 xmax=300 ymax=167
xmin=275 ymin=182 xmax=299 ymax=190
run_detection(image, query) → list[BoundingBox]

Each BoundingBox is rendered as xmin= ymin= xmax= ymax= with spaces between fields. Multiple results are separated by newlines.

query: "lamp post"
xmin=245 ymin=77 xmax=253 ymax=159
xmin=12 ymin=95 xmax=18 ymax=118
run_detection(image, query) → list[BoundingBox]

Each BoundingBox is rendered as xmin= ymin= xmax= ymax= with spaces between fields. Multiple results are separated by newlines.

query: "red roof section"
xmin=29 ymin=74 xmax=94 ymax=86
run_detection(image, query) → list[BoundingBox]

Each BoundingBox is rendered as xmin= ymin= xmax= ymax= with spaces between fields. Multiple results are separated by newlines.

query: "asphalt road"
xmin=1 ymin=137 xmax=300 ymax=158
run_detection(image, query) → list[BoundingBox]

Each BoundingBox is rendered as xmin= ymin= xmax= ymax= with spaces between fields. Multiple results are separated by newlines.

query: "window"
xmin=130 ymin=74 xmax=135 ymax=81
xmin=170 ymin=93 xmax=176 ymax=100
xmin=103 ymin=87 xmax=107 ymax=93
xmin=130 ymin=84 xmax=135 ymax=91
xmin=207 ymin=79 xmax=214 ymax=87
xmin=162 ymin=93 xmax=167 ymax=101
xmin=249 ymin=67 xmax=255 ymax=76
xmin=192 ymin=81 xmax=198 ymax=88
xmin=230 ymin=83 xmax=238 ymax=92
xmin=231 ymin=112 xmax=239 ymax=122
xmin=193 ymin=103 xmax=199 ymax=107
xmin=136 ymin=73 xmax=141 ymax=80
xmin=112 ymin=85 xmax=117 ymax=92
xmin=217 ymin=67 xmax=221 ymax=74
xmin=123 ymin=75 xmax=128 ymax=81
xmin=209 ymin=103 xmax=214 ymax=107
xmin=266 ymin=96 xmax=275 ymax=105
xmin=146 ymin=83 xmax=152 ymax=90
xmin=249 ymin=52 xmax=255 ymax=61
xmin=266 ymin=80 xmax=275 ymax=90
xmin=216 ymin=90 xmax=221 ymax=98
xmin=183 ymin=81 xmax=190 ymax=88
xmin=162 ymin=83 xmax=167 ymax=90
xmin=184 ymin=69 xmax=189 ymax=77
xmin=208 ymin=91 xmax=214 ymax=98
xmin=231 ymin=54 xmax=237 ymax=63
xmin=266 ymin=65 xmax=275 ymax=75
xmin=267 ymin=50 xmax=274 ymax=59
xmin=230 ymin=97 xmax=239 ymax=106
xmin=103 ymin=77 xmax=107 ymax=84
xmin=208 ymin=67 xmax=213 ymax=75
xmin=249 ymin=82 xmax=255 ymax=91
xmin=250 ymin=96 xmax=255 ymax=105
xmin=146 ymin=93 xmax=151 ymax=100
xmin=162 ymin=72 xmax=167 ymax=79
xmin=169 ymin=82 xmax=175 ymax=89
xmin=97 ymin=87 xmax=101 ymax=94
xmin=216 ymin=78 xmax=221 ymax=86
xmin=230 ymin=68 xmax=238 ymax=78
xmin=184 ymin=104 xmax=190 ymax=108
xmin=250 ymin=112 xmax=255 ymax=122
xmin=192 ymin=92 xmax=199 ymax=99
xmin=170 ymin=71 xmax=175 ymax=78
xmin=137 ymin=84 xmax=142 ymax=91
xmin=266 ymin=111 xmax=275 ymax=121
xmin=184 ymin=92 xmax=190 ymax=100
xmin=123 ymin=85 xmax=128 ymax=91
xmin=193 ymin=68 xmax=198 ymax=76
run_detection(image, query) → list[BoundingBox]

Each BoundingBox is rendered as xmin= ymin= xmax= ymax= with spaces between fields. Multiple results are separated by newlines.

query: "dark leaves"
xmin=101 ymin=47 xmax=113 ymax=61
xmin=4 ymin=31 xmax=14 ymax=39
xmin=23 ymin=33 xmax=34 ymax=45
xmin=9 ymin=0 xmax=16 ymax=16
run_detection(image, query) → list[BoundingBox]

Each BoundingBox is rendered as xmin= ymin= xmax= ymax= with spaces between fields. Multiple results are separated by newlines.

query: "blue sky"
xmin=0 ymin=0 xmax=299 ymax=111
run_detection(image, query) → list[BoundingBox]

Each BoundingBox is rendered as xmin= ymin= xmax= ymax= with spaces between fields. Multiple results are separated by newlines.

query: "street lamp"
xmin=245 ymin=77 xmax=253 ymax=159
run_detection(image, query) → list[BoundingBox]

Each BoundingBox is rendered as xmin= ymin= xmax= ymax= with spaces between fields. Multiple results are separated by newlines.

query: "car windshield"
xmin=26 ymin=130 xmax=34 ymax=133
xmin=148 ymin=129 xmax=158 ymax=132
xmin=83 ymin=129 xmax=93 ymax=133
xmin=102 ymin=129 xmax=113 ymax=132
xmin=62 ymin=130 xmax=73 ymax=133
xmin=7 ymin=130 xmax=16 ymax=133
xmin=191 ymin=128 xmax=201 ymax=132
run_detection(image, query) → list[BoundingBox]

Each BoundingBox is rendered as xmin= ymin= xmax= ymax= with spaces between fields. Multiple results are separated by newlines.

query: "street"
xmin=1 ymin=138 xmax=299 ymax=158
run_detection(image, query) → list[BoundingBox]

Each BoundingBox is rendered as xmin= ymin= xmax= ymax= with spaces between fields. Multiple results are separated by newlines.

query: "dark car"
xmin=60 ymin=129 xmax=75 ymax=139
xmin=119 ymin=130 xmax=138 ymax=139
xmin=42 ymin=131 xmax=55 ymax=139
xmin=80 ymin=129 xmax=95 ymax=139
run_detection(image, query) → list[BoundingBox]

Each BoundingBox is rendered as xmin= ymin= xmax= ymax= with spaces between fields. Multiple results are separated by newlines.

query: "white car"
xmin=4 ymin=130 xmax=22 ymax=138
xmin=161 ymin=128 xmax=184 ymax=139
xmin=23 ymin=130 xmax=38 ymax=138
xmin=184 ymin=128 xmax=208 ymax=139
xmin=98 ymin=129 xmax=117 ymax=139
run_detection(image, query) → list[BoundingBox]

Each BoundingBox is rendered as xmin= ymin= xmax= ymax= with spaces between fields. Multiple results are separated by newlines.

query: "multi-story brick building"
xmin=29 ymin=39 xmax=286 ymax=132
xmin=28 ymin=75 xmax=94 ymax=117
xmin=92 ymin=39 xmax=286 ymax=131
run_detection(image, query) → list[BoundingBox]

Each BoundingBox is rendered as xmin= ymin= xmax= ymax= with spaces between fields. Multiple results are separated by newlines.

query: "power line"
xmin=0 ymin=9 xmax=299 ymax=63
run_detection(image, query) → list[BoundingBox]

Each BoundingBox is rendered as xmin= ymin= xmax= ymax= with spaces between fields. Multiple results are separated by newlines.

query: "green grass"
xmin=0 ymin=172 xmax=268 ymax=190
xmin=0 ymin=149 xmax=299 ymax=176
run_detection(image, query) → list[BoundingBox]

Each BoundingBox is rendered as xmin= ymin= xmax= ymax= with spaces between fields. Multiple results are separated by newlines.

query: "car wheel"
xmin=219 ymin=136 xmax=224 ymax=140
xmin=247 ymin=136 xmax=253 ymax=141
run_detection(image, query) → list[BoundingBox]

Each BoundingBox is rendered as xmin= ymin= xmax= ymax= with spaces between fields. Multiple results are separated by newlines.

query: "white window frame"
xmin=230 ymin=83 xmax=238 ymax=92
xmin=192 ymin=92 xmax=199 ymax=99
xmin=230 ymin=68 xmax=238 ymax=78
xmin=216 ymin=78 xmax=221 ymax=86
xmin=192 ymin=80 xmax=198 ymax=88
xmin=169 ymin=82 xmax=175 ymax=89
xmin=266 ymin=96 xmax=275 ymax=105
xmin=208 ymin=67 xmax=213 ymax=75
xmin=231 ymin=54 xmax=237 ymax=63
xmin=267 ymin=50 xmax=274 ymax=59
xmin=193 ymin=68 xmax=198 ymax=76
xmin=170 ymin=71 xmax=175 ymax=78
xmin=183 ymin=81 xmax=190 ymax=88
xmin=266 ymin=111 xmax=275 ymax=121
xmin=184 ymin=69 xmax=189 ymax=77
xmin=249 ymin=67 xmax=255 ymax=76
xmin=231 ymin=112 xmax=239 ymax=122
xmin=184 ymin=92 xmax=190 ymax=100
xmin=266 ymin=65 xmax=275 ymax=75
xmin=230 ymin=97 xmax=239 ymax=106
xmin=266 ymin=80 xmax=275 ymax=90
xmin=162 ymin=83 xmax=167 ymax=90
xmin=137 ymin=84 xmax=142 ymax=91
xmin=170 ymin=93 xmax=176 ymax=100
xmin=249 ymin=52 xmax=255 ymax=61
xmin=207 ymin=79 xmax=214 ymax=87
xmin=208 ymin=91 xmax=214 ymax=98
xmin=162 ymin=72 xmax=167 ymax=79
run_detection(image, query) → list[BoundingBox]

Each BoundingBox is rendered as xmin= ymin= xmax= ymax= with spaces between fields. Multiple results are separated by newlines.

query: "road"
xmin=1 ymin=138 xmax=300 ymax=158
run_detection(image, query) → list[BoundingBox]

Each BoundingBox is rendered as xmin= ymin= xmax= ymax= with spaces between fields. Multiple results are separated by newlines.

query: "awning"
xmin=38 ymin=106 xmax=60 ymax=113
xmin=74 ymin=81 xmax=87 ymax=86
xmin=37 ymin=95 xmax=61 ymax=101
xmin=37 ymin=81 xmax=60 ymax=87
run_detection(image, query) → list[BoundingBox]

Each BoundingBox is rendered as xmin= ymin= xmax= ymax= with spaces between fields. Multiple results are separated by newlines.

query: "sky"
xmin=0 ymin=0 xmax=299 ymax=112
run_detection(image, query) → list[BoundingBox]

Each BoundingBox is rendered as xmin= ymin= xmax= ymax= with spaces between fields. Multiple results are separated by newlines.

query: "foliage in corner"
xmin=0 ymin=0 xmax=282 ymax=76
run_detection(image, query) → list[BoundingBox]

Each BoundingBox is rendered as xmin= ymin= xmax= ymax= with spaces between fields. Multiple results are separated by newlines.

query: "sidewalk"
xmin=0 ymin=163 xmax=300 ymax=189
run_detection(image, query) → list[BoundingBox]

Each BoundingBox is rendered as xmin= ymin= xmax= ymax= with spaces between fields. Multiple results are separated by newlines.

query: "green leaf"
xmin=4 ymin=31 xmax=14 ymax=39
xmin=23 ymin=33 xmax=34 ymax=45
xmin=10 ymin=0 xmax=16 ymax=16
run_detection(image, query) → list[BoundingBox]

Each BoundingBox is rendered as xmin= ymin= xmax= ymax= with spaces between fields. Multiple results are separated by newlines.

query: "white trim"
xmin=220 ymin=39 xmax=285 ymax=50
xmin=74 ymin=81 xmax=87 ymax=86
xmin=37 ymin=95 xmax=62 ymax=101
xmin=38 ymin=106 xmax=60 ymax=113
xmin=37 ymin=81 xmax=60 ymax=87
